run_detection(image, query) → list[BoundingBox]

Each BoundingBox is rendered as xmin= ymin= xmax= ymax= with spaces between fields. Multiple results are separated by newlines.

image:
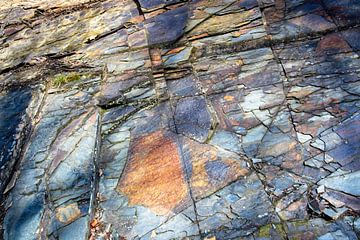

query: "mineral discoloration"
xmin=117 ymin=130 xmax=190 ymax=215
xmin=1 ymin=0 xmax=360 ymax=239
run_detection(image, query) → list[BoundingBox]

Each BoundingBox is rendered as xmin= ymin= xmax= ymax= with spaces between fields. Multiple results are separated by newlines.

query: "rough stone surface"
xmin=0 ymin=0 xmax=359 ymax=239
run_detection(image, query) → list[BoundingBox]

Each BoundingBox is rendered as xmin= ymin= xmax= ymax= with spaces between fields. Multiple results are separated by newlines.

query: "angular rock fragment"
xmin=146 ymin=6 xmax=188 ymax=46
xmin=174 ymin=96 xmax=214 ymax=143
xmin=319 ymin=172 xmax=360 ymax=197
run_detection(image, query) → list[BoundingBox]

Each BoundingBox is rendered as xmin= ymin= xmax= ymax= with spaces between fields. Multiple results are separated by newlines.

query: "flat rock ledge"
xmin=0 ymin=0 xmax=360 ymax=239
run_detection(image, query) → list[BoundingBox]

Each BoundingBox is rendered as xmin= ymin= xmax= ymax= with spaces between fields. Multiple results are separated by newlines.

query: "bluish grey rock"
xmin=319 ymin=172 xmax=360 ymax=197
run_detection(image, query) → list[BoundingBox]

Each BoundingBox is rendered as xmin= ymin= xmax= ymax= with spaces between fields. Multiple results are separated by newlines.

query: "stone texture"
xmin=2 ymin=77 xmax=100 ymax=239
xmin=195 ymin=172 xmax=279 ymax=239
xmin=180 ymin=137 xmax=249 ymax=200
xmin=174 ymin=96 xmax=214 ymax=142
xmin=0 ymin=88 xmax=32 ymax=194
xmin=146 ymin=5 xmax=189 ymax=46
xmin=117 ymin=130 xmax=189 ymax=215
xmin=0 ymin=0 xmax=359 ymax=239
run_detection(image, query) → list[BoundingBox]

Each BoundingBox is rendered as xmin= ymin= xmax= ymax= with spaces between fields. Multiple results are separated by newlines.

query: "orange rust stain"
xmin=90 ymin=219 xmax=98 ymax=228
xmin=224 ymin=95 xmax=235 ymax=102
xmin=191 ymin=147 xmax=217 ymax=190
xmin=188 ymin=33 xmax=209 ymax=41
xmin=117 ymin=131 xmax=189 ymax=215
xmin=150 ymin=48 xmax=163 ymax=67
xmin=185 ymin=139 xmax=249 ymax=199
xmin=166 ymin=46 xmax=186 ymax=55
xmin=129 ymin=15 xmax=145 ymax=24
xmin=144 ymin=9 xmax=166 ymax=19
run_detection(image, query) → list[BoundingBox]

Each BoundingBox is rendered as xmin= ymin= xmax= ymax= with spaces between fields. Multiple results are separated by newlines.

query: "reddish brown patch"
xmin=188 ymin=33 xmax=209 ymax=41
xmin=166 ymin=46 xmax=186 ymax=55
xmin=263 ymin=0 xmax=285 ymax=24
xmin=144 ymin=9 xmax=166 ymax=19
xmin=129 ymin=15 xmax=145 ymax=24
xmin=212 ymin=103 xmax=231 ymax=130
xmin=150 ymin=48 xmax=162 ymax=67
xmin=117 ymin=131 xmax=189 ymax=215
xmin=316 ymin=33 xmax=352 ymax=55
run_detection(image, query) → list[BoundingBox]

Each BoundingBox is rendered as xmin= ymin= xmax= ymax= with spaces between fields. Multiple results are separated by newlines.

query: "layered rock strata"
xmin=0 ymin=0 xmax=359 ymax=239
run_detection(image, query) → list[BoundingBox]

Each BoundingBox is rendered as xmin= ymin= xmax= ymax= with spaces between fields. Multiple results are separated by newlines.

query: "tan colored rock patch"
xmin=117 ymin=130 xmax=189 ymax=215
xmin=183 ymin=138 xmax=250 ymax=200
xmin=55 ymin=203 xmax=81 ymax=224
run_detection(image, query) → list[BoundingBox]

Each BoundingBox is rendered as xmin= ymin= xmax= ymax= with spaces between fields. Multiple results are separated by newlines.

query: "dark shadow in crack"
xmin=0 ymin=87 xmax=32 ymax=194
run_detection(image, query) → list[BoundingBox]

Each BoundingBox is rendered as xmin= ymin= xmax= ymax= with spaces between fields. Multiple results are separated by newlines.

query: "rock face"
xmin=0 ymin=0 xmax=359 ymax=239
xmin=0 ymin=88 xmax=31 ymax=194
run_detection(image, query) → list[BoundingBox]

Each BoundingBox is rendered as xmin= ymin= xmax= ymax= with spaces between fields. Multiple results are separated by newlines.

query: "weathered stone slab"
xmin=319 ymin=172 xmax=360 ymax=197
xmin=94 ymin=121 xmax=200 ymax=239
xmin=195 ymin=172 xmax=279 ymax=239
xmin=267 ymin=9 xmax=336 ymax=41
xmin=167 ymin=75 xmax=200 ymax=98
xmin=275 ymin=33 xmax=360 ymax=138
xmin=117 ymin=130 xmax=190 ymax=215
xmin=174 ymin=96 xmax=214 ymax=143
xmin=146 ymin=5 xmax=188 ymax=46
xmin=193 ymin=47 xmax=283 ymax=94
xmin=0 ymin=0 xmax=139 ymax=71
xmin=179 ymin=137 xmax=249 ymax=200
xmin=323 ymin=0 xmax=360 ymax=27
xmin=138 ymin=0 xmax=184 ymax=12
xmin=1 ymin=0 xmax=360 ymax=239
xmin=3 ymin=80 xmax=99 ymax=240
xmin=341 ymin=27 xmax=360 ymax=52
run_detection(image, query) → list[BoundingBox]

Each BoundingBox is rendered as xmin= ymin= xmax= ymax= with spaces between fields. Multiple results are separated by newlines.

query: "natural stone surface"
xmin=146 ymin=5 xmax=189 ymax=46
xmin=196 ymin=172 xmax=279 ymax=239
xmin=117 ymin=130 xmax=189 ymax=215
xmin=0 ymin=0 xmax=359 ymax=239
xmin=2 ymin=78 xmax=100 ymax=239
xmin=319 ymin=172 xmax=360 ymax=197
xmin=0 ymin=88 xmax=32 ymax=194
xmin=174 ymin=96 xmax=213 ymax=142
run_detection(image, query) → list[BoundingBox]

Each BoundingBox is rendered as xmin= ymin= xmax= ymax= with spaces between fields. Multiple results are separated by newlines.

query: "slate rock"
xmin=174 ymin=96 xmax=213 ymax=142
xmin=146 ymin=6 xmax=189 ymax=46
xmin=318 ymin=172 xmax=360 ymax=197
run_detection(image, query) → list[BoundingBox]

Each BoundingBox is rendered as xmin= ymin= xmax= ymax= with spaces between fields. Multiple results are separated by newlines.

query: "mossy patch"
xmin=51 ymin=72 xmax=83 ymax=87
xmin=258 ymin=223 xmax=286 ymax=238
xmin=99 ymin=108 xmax=107 ymax=116
xmin=258 ymin=224 xmax=272 ymax=237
